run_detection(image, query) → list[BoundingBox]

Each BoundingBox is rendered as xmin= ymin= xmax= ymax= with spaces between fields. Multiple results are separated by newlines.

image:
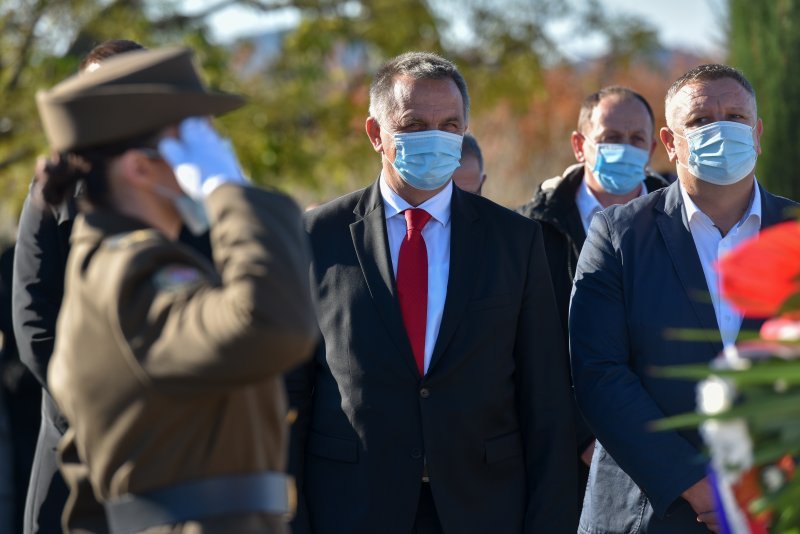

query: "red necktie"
xmin=397 ymin=208 xmax=432 ymax=376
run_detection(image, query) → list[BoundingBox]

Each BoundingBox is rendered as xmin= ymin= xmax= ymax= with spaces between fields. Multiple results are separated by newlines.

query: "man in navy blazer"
xmin=287 ymin=52 xmax=576 ymax=533
xmin=570 ymin=64 xmax=798 ymax=533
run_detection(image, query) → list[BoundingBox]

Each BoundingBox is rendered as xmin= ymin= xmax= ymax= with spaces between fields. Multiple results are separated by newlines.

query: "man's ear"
xmin=659 ymin=127 xmax=678 ymax=163
xmin=570 ymin=131 xmax=586 ymax=163
xmin=754 ymin=117 xmax=764 ymax=155
xmin=366 ymin=117 xmax=383 ymax=153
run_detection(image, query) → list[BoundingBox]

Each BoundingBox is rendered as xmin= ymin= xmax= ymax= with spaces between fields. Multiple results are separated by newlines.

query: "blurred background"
xmin=0 ymin=0 xmax=798 ymax=243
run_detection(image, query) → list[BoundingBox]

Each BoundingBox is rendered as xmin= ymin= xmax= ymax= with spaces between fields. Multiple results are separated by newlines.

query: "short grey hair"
xmin=368 ymin=51 xmax=470 ymax=126
xmin=665 ymin=64 xmax=756 ymax=111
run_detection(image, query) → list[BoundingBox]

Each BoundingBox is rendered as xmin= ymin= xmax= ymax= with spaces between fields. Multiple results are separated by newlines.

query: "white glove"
xmin=158 ymin=117 xmax=248 ymax=200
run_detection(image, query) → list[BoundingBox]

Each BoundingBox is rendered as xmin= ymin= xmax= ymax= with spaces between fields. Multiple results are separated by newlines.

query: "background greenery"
xmin=1 ymin=0 xmax=793 ymax=241
xmin=729 ymin=0 xmax=800 ymax=201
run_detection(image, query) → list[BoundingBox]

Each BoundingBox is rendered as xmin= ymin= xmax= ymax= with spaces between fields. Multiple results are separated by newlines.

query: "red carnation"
xmin=716 ymin=221 xmax=800 ymax=318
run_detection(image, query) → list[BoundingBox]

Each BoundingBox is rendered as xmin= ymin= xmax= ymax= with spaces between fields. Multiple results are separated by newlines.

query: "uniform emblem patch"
xmin=153 ymin=265 xmax=204 ymax=292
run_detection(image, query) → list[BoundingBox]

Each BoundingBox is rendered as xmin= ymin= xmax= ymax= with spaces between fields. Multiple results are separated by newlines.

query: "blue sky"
xmin=184 ymin=0 xmax=728 ymax=59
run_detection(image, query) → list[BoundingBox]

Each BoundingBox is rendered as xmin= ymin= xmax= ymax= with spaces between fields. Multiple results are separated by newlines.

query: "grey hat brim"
xmin=37 ymin=87 xmax=244 ymax=152
xmin=36 ymin=47 xmax=246 ymax=153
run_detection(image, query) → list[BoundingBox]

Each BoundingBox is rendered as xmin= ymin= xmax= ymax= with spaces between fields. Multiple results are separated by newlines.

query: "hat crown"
xmin=37 ymin=47 xmax=244 ymax=152
xmin=47 ymin=47 xmax=204 ymax=101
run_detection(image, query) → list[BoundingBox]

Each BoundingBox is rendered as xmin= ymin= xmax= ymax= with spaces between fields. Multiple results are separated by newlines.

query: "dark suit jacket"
xmin=569 ymin=180 xmax=797 ymax=533
xmin=287 ymin=180 xmax=577 ymax=534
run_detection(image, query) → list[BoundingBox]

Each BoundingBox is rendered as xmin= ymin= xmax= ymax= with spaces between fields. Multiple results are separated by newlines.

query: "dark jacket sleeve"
xmin=518 ymin=222 xmax=577 ymax=531
xmin=12 ymin=182 xmax=72 ymax=391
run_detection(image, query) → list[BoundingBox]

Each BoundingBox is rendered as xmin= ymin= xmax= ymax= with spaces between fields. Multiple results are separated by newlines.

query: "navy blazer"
xmin=569 ymin=180 xmax=797 ymax=533
xmin=288 ymin=180 xmax=577 ymax=533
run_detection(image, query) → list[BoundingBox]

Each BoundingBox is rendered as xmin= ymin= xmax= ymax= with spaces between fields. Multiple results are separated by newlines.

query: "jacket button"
xmin=410 ymin=448 xmax=423 ymax=459
xmin=419 ymin=388 xmax=430 ymax=398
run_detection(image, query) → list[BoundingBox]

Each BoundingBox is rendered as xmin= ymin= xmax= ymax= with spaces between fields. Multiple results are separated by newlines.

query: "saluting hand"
xmin=158 ymin=117 xmax=248 ymax=200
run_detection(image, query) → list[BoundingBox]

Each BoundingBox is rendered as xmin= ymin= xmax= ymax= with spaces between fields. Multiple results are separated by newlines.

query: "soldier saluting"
xmin=34 ymin=47 xmax=318 ymax=533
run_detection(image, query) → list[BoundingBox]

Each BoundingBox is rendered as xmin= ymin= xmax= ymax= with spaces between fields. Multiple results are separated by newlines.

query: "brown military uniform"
xmin=48 ymin=184 xmax=318 ymax=533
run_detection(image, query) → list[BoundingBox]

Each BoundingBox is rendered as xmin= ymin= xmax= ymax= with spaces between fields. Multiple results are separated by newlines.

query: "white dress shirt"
xmin=680 ymin=180 xmax=762 ymax=347
xmin=575 ymin=175 xmax=649 ymax=233
xmin=380 ymin=174 xmax=452 ymax=373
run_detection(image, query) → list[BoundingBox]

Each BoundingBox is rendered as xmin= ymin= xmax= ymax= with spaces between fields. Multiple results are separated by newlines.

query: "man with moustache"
xmin=517 ymin=88 xmax=668 ymax=518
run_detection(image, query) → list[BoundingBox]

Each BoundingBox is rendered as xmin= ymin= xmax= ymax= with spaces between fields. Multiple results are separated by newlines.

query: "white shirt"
xmin=680 ymin=180 xmax=762 ymax=347
xmin=575 ymin=174 xmax=649 ymax=233
xmin=380 ymin=174 xmax=452 ymax=373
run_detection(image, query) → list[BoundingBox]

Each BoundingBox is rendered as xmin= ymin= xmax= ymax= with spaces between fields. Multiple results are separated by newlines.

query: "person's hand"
xmin=682 ymin=477 xmax=719 ymax=532
xmin=580 ymin=440 xmax=596 ymax=466
xmin=158 ymin=117 xmax=247 ymax=200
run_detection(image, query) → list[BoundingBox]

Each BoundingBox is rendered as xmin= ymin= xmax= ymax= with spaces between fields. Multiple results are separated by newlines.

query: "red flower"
xmin=716 ymin=221 xmax=800 ymax=318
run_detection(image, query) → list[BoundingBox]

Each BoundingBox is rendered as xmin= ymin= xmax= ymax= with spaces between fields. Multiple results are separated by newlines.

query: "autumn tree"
xmin=0 ymin=0 xmax=671 ymax=219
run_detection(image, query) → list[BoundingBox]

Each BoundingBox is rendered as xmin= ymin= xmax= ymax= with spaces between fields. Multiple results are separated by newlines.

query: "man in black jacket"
xmin=516 ymin=86 xmax=669 ymax=516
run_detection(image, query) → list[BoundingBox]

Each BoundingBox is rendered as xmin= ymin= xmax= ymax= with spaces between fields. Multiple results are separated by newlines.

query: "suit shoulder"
xmin=303 ymin=188 xmax=366 ymax=232
xmin=600 ymin=186 xmax=666 ymax=227
xmin=763 ymin=188 xmax=799 ymax=215
xmin=468 ymin=193 xmax=541 ymax=235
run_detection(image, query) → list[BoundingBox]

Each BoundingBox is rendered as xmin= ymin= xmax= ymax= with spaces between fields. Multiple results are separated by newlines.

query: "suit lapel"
xmin=349 ymin=181 xmax=419 ymax=379
xmin=655 ymin=182 xmax=723 ymax=355
xmin=428 ymin=187 xmax=483 ymax=373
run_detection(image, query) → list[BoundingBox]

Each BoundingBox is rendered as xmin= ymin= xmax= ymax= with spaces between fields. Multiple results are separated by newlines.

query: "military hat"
xmin=37 ymin=47 xmax=245 ymax=152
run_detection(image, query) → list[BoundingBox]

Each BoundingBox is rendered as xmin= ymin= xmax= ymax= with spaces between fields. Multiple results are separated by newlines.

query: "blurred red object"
xmin=717 ymin=221 xmax=800 ymax=318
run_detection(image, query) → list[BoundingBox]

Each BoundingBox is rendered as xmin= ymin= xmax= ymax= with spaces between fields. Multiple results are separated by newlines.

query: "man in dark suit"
xmin=516 ymin=87 xmax=669 ymax=516
xmin=287 ymin=51 xmax=576 ymax=533
xmin=570 ymin=64 xmax=798 ymax=533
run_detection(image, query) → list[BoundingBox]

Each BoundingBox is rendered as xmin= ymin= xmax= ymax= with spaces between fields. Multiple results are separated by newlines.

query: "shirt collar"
xmin=679 ymin=178 xmax=762 ymax=228
xmin=575 ymin=175 xmax=604 ymax=231
xmin=379 ymin=172 xmax=453 ymax=226
xmin=574 ymin=173 xmax=648 ymax=231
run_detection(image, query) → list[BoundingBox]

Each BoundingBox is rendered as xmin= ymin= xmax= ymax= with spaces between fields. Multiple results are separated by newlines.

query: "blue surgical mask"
xmin=673 ymin=121 xmax=757 ymax=185
xmin=391 ymin=130 xmax=463 ymax=190
xmin=586 ymin=140 xmax=649 ymax=195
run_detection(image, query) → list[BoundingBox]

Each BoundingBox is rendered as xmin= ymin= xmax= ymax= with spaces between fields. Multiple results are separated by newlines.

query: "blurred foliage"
xmin=0 ymin=0 xmax=240 ymax=215
xmin=0 ymin=0 xmax=710 ymax=222
xmin=729 ymin=0 xmax=800 ymax=201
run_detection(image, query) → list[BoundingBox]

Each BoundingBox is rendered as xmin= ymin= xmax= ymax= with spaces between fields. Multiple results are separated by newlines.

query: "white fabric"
xmin=380 ymin=174 xmax=452 ymax=374
xmin=158 ymin=118 xmax=248 ymax=200
xmin=575 ymin=172 xmax=648 ymax=233
xmin=680 ymin=180 xmax=762 ymax=347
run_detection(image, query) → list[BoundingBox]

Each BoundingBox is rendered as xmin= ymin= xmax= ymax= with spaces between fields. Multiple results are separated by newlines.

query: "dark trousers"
xmin=412 ymin=484 xmax=443 ymax=534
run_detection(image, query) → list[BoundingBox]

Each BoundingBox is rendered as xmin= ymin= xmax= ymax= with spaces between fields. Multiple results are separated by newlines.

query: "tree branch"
xmin=0 ymin=147 xmax=36 ymax=172
xmin=152 ymin=0 xmax=295 ymax=31
xmin=6 ymin=0 xmax=50 ymax=92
